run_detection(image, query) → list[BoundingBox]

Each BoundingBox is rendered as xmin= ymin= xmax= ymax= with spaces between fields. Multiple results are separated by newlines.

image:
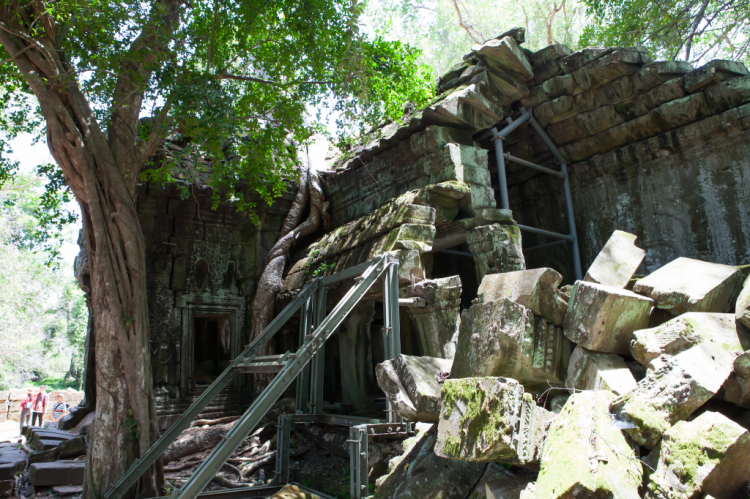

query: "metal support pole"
xmin=491 ymin=130 xmax=509 ymax=210
xmin=309 ymin=287 xmax=327 ymax=415
xmin=528 ymin=115 xmax=583 ymax=281
xmin=167 ymin=257 xmax=390 ymax=499
xmin=516 ymin=224 xmax=574 ymax=240
xmin=295 ymin=294 xmax=313 ymax=414
xmin=273 ymin=415 xmax=292 ymax=484
xmin=503 ymin=153 xmax=564 ymax=178
xmin=349 ymin=425 xmax=369 ymax=499
xmin=382 ymin=262 xmax=401 ymax=423
xmin=561 ymin=163 xmax=583 ymax=280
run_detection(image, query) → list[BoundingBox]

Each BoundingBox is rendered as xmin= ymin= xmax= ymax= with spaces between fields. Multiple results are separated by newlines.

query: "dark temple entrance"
xmin=193 ymin=315 xmax=232 ymax=387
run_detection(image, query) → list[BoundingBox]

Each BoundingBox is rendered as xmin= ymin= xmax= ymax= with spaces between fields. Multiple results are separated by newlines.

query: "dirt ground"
xmin=0 ymin=421 xmax=25 ymax=444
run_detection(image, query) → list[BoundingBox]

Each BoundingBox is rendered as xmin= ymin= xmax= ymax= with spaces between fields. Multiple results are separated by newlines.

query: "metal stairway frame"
xmin=106 ymin=254 xmax=400 ymax=499
xmin=491 ymin=108 xmax=583 ymax=280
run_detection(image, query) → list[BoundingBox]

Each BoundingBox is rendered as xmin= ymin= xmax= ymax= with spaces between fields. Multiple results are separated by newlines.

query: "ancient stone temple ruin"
xmin=59 ymin=26 xmax=750 ymax=499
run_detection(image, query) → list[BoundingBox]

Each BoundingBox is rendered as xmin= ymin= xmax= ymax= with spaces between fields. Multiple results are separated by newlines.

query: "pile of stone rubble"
xmin=0 ymin=426 xmax=88 ymax=498
xmin=376 ymin=230 xmax=750 ymax=499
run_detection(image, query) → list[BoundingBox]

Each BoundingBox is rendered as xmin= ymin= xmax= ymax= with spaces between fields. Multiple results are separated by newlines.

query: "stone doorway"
xmin=193 ymin=315 xmax=232 ymax=387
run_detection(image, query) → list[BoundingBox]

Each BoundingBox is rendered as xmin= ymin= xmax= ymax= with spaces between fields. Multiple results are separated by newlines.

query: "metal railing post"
xmin=349 ymin=425 xmax=369 ymax=499
xmin=561 ymin=163 xmax=583 ymax=280
xmin=273 ymin=414 xmax=292 ymax=484
xmin=295 ymin=294 xmax=313 ymax=413
xmin=309 ymin=286 xmax=327 ymax=415
xmin=492 ymin=130 xmax=510 ymax=210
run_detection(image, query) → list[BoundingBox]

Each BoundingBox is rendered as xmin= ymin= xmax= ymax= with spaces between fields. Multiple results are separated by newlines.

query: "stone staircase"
xmin=155 ymin=384 xmax=240 ymax=430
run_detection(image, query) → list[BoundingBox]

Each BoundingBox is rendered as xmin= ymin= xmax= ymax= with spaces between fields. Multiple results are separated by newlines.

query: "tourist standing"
xmin=19 ymin=388 xmax=33 ymax=435
xmin=31 ymin=386 xmax=47 ymax=427
xmin=50 ymin=393 xmax=68 ymax=429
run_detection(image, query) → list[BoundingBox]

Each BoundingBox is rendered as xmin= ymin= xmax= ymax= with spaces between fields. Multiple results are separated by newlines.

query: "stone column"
xmin=338 ymin=300 xmax=376 ymax=413
xmin=466 ymin=223 xmax=525 ymax=282
xmin=406 ymin=276 xmax=462 ymax=359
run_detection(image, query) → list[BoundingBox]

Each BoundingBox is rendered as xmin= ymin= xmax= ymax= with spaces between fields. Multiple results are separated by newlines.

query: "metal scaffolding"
xmin=106 ymin=254 xmax=402 ymax=499
xmin=490 ymin=108 xmax=583 ymax=280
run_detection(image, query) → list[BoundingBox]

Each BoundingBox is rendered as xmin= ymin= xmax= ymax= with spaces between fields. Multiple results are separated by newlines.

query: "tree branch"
xmin=215 ymin=73 xmax=333 ymax=87
xmin=451 ymin=0 xmax=483 ymax=45
xmin=108 ymin=0 xmax=184 ymax=198
xmin=685 ymin=0 xmax=711 ymax=60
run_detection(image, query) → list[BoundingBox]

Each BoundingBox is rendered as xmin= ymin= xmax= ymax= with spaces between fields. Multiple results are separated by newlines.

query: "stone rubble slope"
xmin=317 ymin=24 xmax=750 ymax=499
xmin=374 ymin=227 xmax=750 ymax=499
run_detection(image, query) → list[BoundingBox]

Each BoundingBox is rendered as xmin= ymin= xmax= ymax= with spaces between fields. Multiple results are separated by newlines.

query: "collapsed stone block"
xmin=474 ymin=36 xmax=534 ymax=80
xmin=0 ymin=479 xmax=12 ymax=499
xmin=535 ymin=391 xmax=642 ymax=499
xmin=28 ymin=461 xmax=85 ymax=486
xmin=630 ymin=312 xmax=744 ymax=366
xmin=684 ymin=59 xmax=749 ymax=93
xmin=476 ymin=268 xmax=568 ymax=326
xmin=374 ymin=425 xmax=486 ymax=499
xmin=452 ymin=298 xmax=571 ymax=391
xmin=58 ymin=437 xmax=86 ymax=459
xmin=376 ymin=354 xmax=453 ymax=422
xmin=644 ymin=411 xmax=750 ymax=499
xmin=405 ymin=276 xmax=462 ymax=359
xmin=466 ymin=223 xmax=524 ymax=283
xmin=0 ymin=443 xmax=28 ymax=480
xmin=735 ymin=274 xmax=750 ymax=329
xmin=565 ymin=345 xmax=637 ymax=395
xmin=424 ymin=84 xmax=506 ymax=132
xmin=563 ymin=281 xmax=653 ymax=354
xmin=435 ymin=377 xmax=554 ymax=464
xmin=480 ymin=465 xmax=535 ymax=499
xmin=633 ymin=257 xmax=743 ymax=315
xmin=584 ymin=230 xmax=645 ymax=288
xmin=723 ymin=351 xmax=750 ymax=409
xmin=610 ymin=342 xmax=736 ymax=448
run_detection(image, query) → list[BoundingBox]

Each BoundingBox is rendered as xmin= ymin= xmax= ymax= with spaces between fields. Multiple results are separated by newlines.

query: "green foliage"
xmin=0 ymin=175 xmax=86 ymax=389
xmin=23 ymin=376 xmax=80 ymax=392
xmin=123 ymin=408 xmax=141 ymax=443
xmin=0 ymin=0 xmax=435 ymax=219
xmin=579 ymin=0 xmax=750 ymax=64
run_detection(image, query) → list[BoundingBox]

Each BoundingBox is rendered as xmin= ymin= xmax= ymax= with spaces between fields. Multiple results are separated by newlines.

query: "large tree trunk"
xmin=0 ymin=3 xmax=180 ymax=497
xmin=250 ymin=148 xmax=325 ymax=393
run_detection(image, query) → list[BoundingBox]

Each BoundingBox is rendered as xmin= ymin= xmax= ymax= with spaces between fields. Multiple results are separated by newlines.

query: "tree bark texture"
xmin=0 ymin=2 xmax=181 ymax=497
xmin=250 ymin=147 xmax=326 ymax=351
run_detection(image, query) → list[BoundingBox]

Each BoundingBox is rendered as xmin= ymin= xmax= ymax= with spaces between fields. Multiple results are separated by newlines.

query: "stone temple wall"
xmin=510 ymin=91 xmax=750 ymax=281
xmin=319 ymin=29 xmax=750 ymax=285
xmin=135 ymin=180 xmax=296 ymax=426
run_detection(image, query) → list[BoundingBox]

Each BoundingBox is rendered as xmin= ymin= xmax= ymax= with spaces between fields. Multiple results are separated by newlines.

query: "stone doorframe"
xmin=178 ymin=292 xmax=246 ymax=396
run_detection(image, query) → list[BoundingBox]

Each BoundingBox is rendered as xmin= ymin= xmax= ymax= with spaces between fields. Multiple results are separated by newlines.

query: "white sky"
xmin=8 ymin=133 xmax=81 ymax=266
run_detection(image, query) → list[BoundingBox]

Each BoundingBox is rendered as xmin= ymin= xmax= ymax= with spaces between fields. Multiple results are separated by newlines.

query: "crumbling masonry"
xmin=60 ymin=25 xmax=750 ymax=499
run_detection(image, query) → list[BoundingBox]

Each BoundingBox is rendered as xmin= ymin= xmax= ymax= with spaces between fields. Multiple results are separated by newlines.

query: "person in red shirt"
xmin=19 ymin=388 xmax=33 ymax=435
xmin=31 ymin=386 xmax=47 ymax=427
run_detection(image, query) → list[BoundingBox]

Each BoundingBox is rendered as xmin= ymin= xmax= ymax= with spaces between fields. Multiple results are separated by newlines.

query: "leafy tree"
xmin=0 ymin=1 xmax=432 ymax=497
xmin=579 ymin=0 xmax=750 ymax=64
xmin=364 ymin=0 xmax=587 ymax=77
xmin=0 ymin=174 xmax=86 ymax=390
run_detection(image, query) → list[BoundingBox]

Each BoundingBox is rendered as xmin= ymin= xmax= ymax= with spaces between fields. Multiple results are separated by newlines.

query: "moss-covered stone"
xmin=644 ymin=411 xmax=750 ymax=499
xmin=633 ymin=257 xmax=743 ymax=315
xmin=610 ymin=342 xmax=735 ymax=448
xmin=451 ymin=298 xmax=571 ymax=391
xmin=466 ymin=224 xmax=525 ymax=283
xmin=630 ymin=312 xmax=744 ymax=366
xmin=535 ymin=390 xmax=642 ymax=499
xmin=563 ymin=280 xmax=652 ymax=354
xmin=435 ymin=377 xmax=553 ymax=464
